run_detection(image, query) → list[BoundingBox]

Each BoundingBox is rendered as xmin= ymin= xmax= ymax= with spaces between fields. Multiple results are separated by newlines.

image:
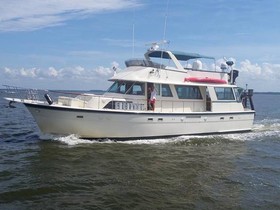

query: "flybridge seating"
xmin=125 ymin=59 xmax=166 ymax=69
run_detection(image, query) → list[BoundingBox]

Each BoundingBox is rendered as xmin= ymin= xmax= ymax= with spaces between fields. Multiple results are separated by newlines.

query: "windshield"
xmin=107 ymin=81 xmax=145 ymax=95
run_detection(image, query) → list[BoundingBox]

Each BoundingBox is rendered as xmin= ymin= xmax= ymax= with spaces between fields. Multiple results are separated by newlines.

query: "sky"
xmin=0 ymin=0 xmax=280 ymax=92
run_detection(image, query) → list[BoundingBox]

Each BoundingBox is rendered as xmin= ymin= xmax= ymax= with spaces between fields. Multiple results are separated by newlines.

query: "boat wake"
xmin=54 ymin=134 xmax=96 ymax=146
xmin=49 ymin=119 xmax=279 ymax=146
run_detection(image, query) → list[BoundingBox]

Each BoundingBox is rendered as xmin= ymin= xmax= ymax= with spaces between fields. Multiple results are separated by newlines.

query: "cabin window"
xmin=107 ymin=81 xmax=145 ymax=95
xmin=175 ymin=85 xmax=202 ymax=99
xmin=119 ymin=82 xmax=127 ymax=93
xmin=108 ymin=81 xmax=120 ymax=93
xmin=130 ymin=83 xmax=145 ymax=95
xmin=162 ymin=84 xmax=173 ymax=97
xmin=215 ymin=87 xmax=235 ymax=100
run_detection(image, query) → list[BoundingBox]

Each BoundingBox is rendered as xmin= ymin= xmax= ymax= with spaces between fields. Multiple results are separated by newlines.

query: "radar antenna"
xmin=146 ymin=40 xmax=170 ymax=51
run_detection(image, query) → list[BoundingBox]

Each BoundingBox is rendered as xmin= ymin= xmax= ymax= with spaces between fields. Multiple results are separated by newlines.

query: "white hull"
xmin=25 ymin=103 xmax=255 ymax=139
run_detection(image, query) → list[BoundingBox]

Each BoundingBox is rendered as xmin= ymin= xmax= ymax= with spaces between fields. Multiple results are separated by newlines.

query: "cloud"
xmin=3 ymin=67 xmax=39 ymax=78
xmin=94 ymin=66 xmax=113 ymax=77
xmin=2 ymin=60 xmax=280 ymax=82
xmin=2 ymin=59 xmax=280 ymax=91
xmin=239 ymin=59 xmax=280 ymax=80
xmin=4 ymin=67 xmax=14 ymax=75
xmin=0 ymin=15 xmax=67 ymax=32
xmin=2 ymin=62 xmax=119 ymax=81
xmin=20 ymin=68 xmax=38 ymax=78
xmin=212 ymin=58 xmax=280 ymax=82
xmin=48 ymin=67 xmax=59 ymax=77
xmin=0 ymin=0 xmax=140 ymax=32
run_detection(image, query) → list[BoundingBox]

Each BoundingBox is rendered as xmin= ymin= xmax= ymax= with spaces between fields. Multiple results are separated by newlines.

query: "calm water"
xmin=0 ymin=92 xmax=279 ymax=209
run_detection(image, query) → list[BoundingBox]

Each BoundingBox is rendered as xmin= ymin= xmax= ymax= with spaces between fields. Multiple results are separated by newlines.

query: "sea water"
xmin=0 ymin=92 xmax=279 ymax=209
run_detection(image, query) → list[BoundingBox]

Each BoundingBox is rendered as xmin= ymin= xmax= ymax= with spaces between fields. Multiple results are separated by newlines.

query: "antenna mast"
xmin=162 ymin=0 xmax=170 ymax=49
xmin=132 ymin=8 xmax=135 ymax=58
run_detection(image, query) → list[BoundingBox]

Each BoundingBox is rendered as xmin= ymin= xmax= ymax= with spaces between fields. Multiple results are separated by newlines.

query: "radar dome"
xmin=192 ymin=60 xmax=202 ymax=70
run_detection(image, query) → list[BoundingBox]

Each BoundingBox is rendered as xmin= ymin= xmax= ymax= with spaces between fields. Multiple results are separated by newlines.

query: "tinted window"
xmin=175 ymin=85 xmax=202 ymax=99
xmin=131 ymin=83 xmax=145 ymax=95
xmin=162 ymin=84 xmax=173 ymax=97
xmin=215 ymin=87 xmax=235 ymax=100
xmin=107 ymin=81 xmax=119 ymax=93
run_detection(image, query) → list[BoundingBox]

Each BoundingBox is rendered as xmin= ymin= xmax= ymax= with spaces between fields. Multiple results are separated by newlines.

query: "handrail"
xmin=3 ymin=85 xmax=41 ymax=101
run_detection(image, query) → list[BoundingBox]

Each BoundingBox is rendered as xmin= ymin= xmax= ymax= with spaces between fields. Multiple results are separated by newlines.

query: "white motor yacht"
xmin=4 ymin=46 xmax=255 ymax=139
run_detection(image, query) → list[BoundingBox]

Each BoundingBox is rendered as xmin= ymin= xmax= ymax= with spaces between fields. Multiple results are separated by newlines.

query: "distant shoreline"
xmin=254 ymin=92 xmax=280 ymax=95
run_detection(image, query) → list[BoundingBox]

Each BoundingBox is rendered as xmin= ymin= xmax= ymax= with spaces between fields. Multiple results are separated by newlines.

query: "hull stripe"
xmin=24 ymin=103 xmax=255 ymax=116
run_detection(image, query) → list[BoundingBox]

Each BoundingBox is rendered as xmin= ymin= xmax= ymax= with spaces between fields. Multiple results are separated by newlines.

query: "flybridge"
xmin=122 ymin=47 xmax=240 ymax=86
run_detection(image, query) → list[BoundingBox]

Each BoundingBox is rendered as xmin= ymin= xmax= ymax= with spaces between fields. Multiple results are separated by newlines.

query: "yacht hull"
xmin=25 ymin=103 xmax=255 ymax=139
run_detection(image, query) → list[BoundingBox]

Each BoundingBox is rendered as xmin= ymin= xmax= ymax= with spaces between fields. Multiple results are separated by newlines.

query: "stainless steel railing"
xmin=3 ymin=85 xmax=41 ymax=101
